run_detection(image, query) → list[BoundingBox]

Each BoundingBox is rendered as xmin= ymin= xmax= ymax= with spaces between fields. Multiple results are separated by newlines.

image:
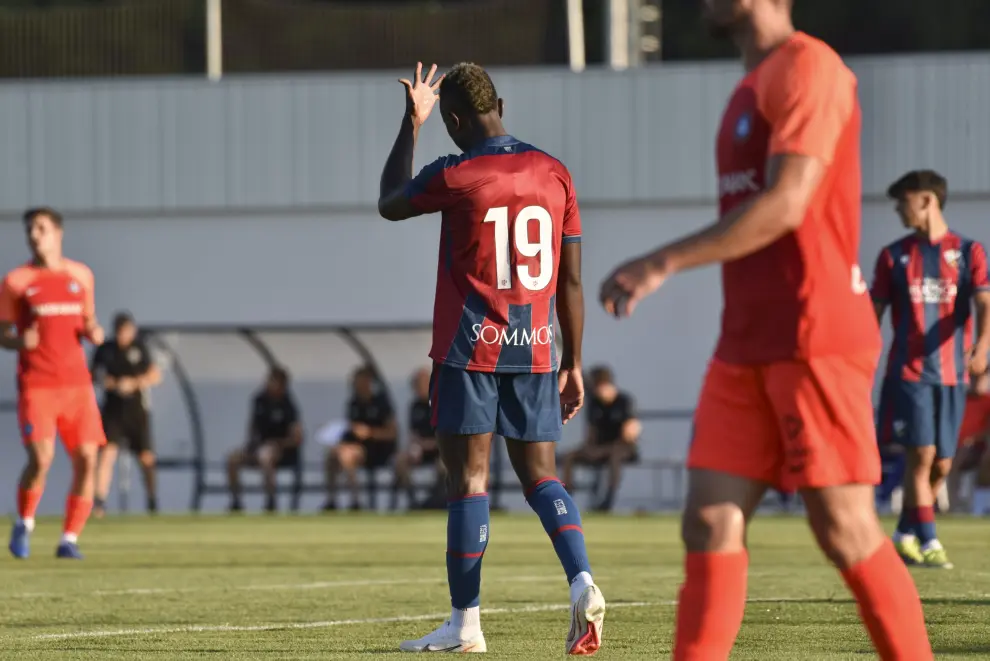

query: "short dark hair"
xmin=887 ymin=170 xmax=948 ymax=210
xmin=23 ymin=206 xmax=64 ymax=228
xmin=589 ymin=365 xmax=614 ymax=386
xmin=353 ymin=365 xmax=375 ymax=382
xmin=269 ymin=365 xmax=290 ymax=386
xmin=113 ymin=311 xmax=135 ymax=332
xmin=440 ymin=63 xmax=498 ymax=116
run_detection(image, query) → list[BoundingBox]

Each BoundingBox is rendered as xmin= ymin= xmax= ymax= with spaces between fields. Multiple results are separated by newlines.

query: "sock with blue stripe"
xmin=525 ymin=478 xmax=593 ymax=599
xmin=446 ymin=492 xmax=490 ymax=622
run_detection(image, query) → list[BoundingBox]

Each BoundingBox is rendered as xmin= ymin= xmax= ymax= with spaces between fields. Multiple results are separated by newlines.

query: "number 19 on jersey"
xmin=484 ymin=206 xmax=553 ymax=292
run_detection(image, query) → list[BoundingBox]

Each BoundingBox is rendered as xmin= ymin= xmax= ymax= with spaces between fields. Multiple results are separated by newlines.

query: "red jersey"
xmin=872 ymin=233 xmax=990 ymax=385
xmin=0 ymin=260 xmax=96 ymax=389
xmin=714 ymin=32 xmax=880 ymax=364
xmin=959 ymin=393 xmax=990 ymax=443
xmin=405 ymin=135 xmax=581 ymax=373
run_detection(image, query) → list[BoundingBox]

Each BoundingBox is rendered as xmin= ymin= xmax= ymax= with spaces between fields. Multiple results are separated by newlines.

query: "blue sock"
xmin=896 ymin=509 xmax=915 ymax=536
xmin=525 ymin=478 xmax=591 ymax=582
xmin=446 ymin=493 xmax=489 ymax=609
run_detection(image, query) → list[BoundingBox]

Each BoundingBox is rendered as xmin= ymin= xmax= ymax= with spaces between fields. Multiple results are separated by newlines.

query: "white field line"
xmin=33 ymin=601 xmax=661 ymax=640
xmin=7 ymin=569 xmax=770 ymax=600
xmin=30 ymin=597 xmax=823 ymax=641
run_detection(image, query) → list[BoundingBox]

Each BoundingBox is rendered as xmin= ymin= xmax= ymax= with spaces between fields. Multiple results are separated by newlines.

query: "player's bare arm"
xmin=369 ymin=416 xmax=398 ymax=442
xmin=600 ymin=153 xmax=825 ymax=318
xmin=135 ymin=363 xmax=163 ymax=390
xmin=286 ymin=422 xmax=303 ymax=449
xmin=378 ymin=62 xmax=444 ymax=221
xmin=557 ymin=241 xmax=584 ymax=422
xmin=968 ymin=290 xmax=990 ymax=375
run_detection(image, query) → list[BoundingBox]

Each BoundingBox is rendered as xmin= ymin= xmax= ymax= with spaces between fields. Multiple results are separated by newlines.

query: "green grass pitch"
xmin=0 ymin=514 xmax=988 ymax=659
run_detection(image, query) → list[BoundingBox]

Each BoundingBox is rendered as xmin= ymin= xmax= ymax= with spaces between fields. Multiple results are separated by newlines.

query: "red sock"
xmin=841 ymin=540 xmax=933 ymax=661
xmin=63 ymin=495 xmax=93 ymax=538
xmin=17 ymin=487 xmax=43 ymax=520
xmin=673 ymin=550 xmax=748 ymax=661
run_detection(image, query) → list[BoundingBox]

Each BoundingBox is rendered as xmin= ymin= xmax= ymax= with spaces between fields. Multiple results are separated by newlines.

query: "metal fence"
xmin=0 ymin=0 xmax=566 ymax=79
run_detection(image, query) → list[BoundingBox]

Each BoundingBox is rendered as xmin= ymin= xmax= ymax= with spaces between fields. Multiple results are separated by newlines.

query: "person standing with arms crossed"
xmin=91 ymin=312 xmax=162 ymax=517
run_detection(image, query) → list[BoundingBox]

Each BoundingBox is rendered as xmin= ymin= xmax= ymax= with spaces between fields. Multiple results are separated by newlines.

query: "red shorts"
xmin=688 ymin=352 xmax=880 ymax=492
xmin=18 ymin=386 xmax=106 ymax=451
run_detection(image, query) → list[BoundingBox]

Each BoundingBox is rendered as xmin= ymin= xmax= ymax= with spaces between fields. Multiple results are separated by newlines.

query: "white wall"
xmin=2 ymin=198 xmax=987 ymax=514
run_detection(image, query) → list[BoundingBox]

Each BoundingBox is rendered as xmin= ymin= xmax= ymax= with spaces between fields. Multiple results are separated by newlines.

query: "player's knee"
xmin=930 ymin=457 xmax=952 ymax=482
xmin=72 ymin=448 xmax=98 ymax=474
xmin=29 ymin=446 xmax=56 ymax=473
xmin=906 ymin=446 xmax=936 ymax=471
xmin=680 ymin=503 xmax=747 ymax=553
xmin=444 ymin=464 xmax=487 ymax=500
xmin=139 ymin=451 xmax=156 ymax=469
xmin=807 ymin=501 xmax=883 ymax=569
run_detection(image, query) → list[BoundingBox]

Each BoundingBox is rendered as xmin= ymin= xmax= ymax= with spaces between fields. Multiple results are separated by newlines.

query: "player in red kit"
xmin=379 ymin=62 xmax=604 ymax=654
xmin=599 ymin=1 xmax=932 ymax=659
xmin=1 ymin=207 xmax=106 ymax=560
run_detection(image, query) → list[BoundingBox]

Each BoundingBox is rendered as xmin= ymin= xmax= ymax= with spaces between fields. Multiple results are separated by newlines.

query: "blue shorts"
xmin=877 ymin=378 xmax=967 ymax=459
xmin=429 ymin=363 xmax=562 ymax=441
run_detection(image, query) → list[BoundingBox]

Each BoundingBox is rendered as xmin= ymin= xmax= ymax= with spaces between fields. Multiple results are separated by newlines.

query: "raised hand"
xmin=399 ymin=62 xmax=444 ymax=128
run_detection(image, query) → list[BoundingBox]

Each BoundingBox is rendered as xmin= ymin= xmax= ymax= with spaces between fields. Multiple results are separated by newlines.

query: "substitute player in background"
xmin=873 ymin=170 xmax=990 ymax=568
xmin=1 ymin=207 xmax=105 ymax=560
xmin=378 ymin=62 xmax=604 ymax=655
xmin=949 ymin=369 xmax=990 ymax=514
xmin=599 ymin=1 xmax=932 ymax=659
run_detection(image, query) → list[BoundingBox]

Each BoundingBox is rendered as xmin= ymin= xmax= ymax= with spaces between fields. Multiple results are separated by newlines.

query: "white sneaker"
xmin=566 ymin=585 xmax=606 ymax=655
xmin=399 ymin=620 xmax=487 ymax=653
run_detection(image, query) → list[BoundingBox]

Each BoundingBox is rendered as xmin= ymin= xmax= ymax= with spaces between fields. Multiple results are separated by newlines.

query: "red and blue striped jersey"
xmin=404 ymin=135 xmax=581 ymax=373
xmin=871 ymin=232 xmax=990 ymax=385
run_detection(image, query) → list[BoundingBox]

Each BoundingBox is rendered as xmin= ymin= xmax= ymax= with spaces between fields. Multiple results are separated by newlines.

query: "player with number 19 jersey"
xmin=405 ymin=135 xmax=581 ymax=374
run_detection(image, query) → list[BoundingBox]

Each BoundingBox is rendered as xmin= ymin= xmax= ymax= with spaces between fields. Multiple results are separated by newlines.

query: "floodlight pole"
xmin=566 ymin=0 xmax=587 ymax=72
xmin=206 ymin=0 xmax=223 ymax=82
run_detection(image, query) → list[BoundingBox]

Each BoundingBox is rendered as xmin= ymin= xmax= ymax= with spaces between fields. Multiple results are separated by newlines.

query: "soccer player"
xmin=2 ymin=207 xmax=106 ymax=560
xmin=873 ymin=169 xmax=990 ymax=567
xmin=378 ymin=62 xmax=605 ymax=654
xmin=948 ymin=369 xmax=990 ymax=514
xmin=598 ymin=2 xmax=932 ymax=659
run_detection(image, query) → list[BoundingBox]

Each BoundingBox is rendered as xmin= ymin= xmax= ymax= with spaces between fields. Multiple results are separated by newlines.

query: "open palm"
xmin=400 ymin=62 xmax=443 ymax=127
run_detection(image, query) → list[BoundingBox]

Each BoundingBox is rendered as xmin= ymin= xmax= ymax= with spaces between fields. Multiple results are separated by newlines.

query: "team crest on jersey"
xmin=944 ymin=249 xmax=962 ymax=268
xmin=734 ymin=112 xmax=752 ymax=141
xmin=68 ymin=281 xmax=80 ymax=293
xmin=127 ymin=347 xmax=142 ymax=364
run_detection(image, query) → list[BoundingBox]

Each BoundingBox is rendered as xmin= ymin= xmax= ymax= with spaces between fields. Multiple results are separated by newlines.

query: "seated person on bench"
xmin=226 ymin=366 xmax=302 ymax=513
xmin=561 ymin=365 xmax=641 ymax=512
xmin=323 ymin=366 xmax=397 ymax=511
xmin=391 ymin=367 xmax=444 ymax=510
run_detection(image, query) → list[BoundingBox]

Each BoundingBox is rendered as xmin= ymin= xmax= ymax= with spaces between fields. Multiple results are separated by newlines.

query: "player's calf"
xmin=673 ymin=470 xmax=760 ymax=661
xmin=803 ymin=484 xmax=933 ymax=660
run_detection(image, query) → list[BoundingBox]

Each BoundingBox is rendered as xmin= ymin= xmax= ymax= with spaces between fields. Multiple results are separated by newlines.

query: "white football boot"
xmin=565 ymin=584 xmax=606 ymax=655
xmin=399 ymin=620 xmax=487 ymax=653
